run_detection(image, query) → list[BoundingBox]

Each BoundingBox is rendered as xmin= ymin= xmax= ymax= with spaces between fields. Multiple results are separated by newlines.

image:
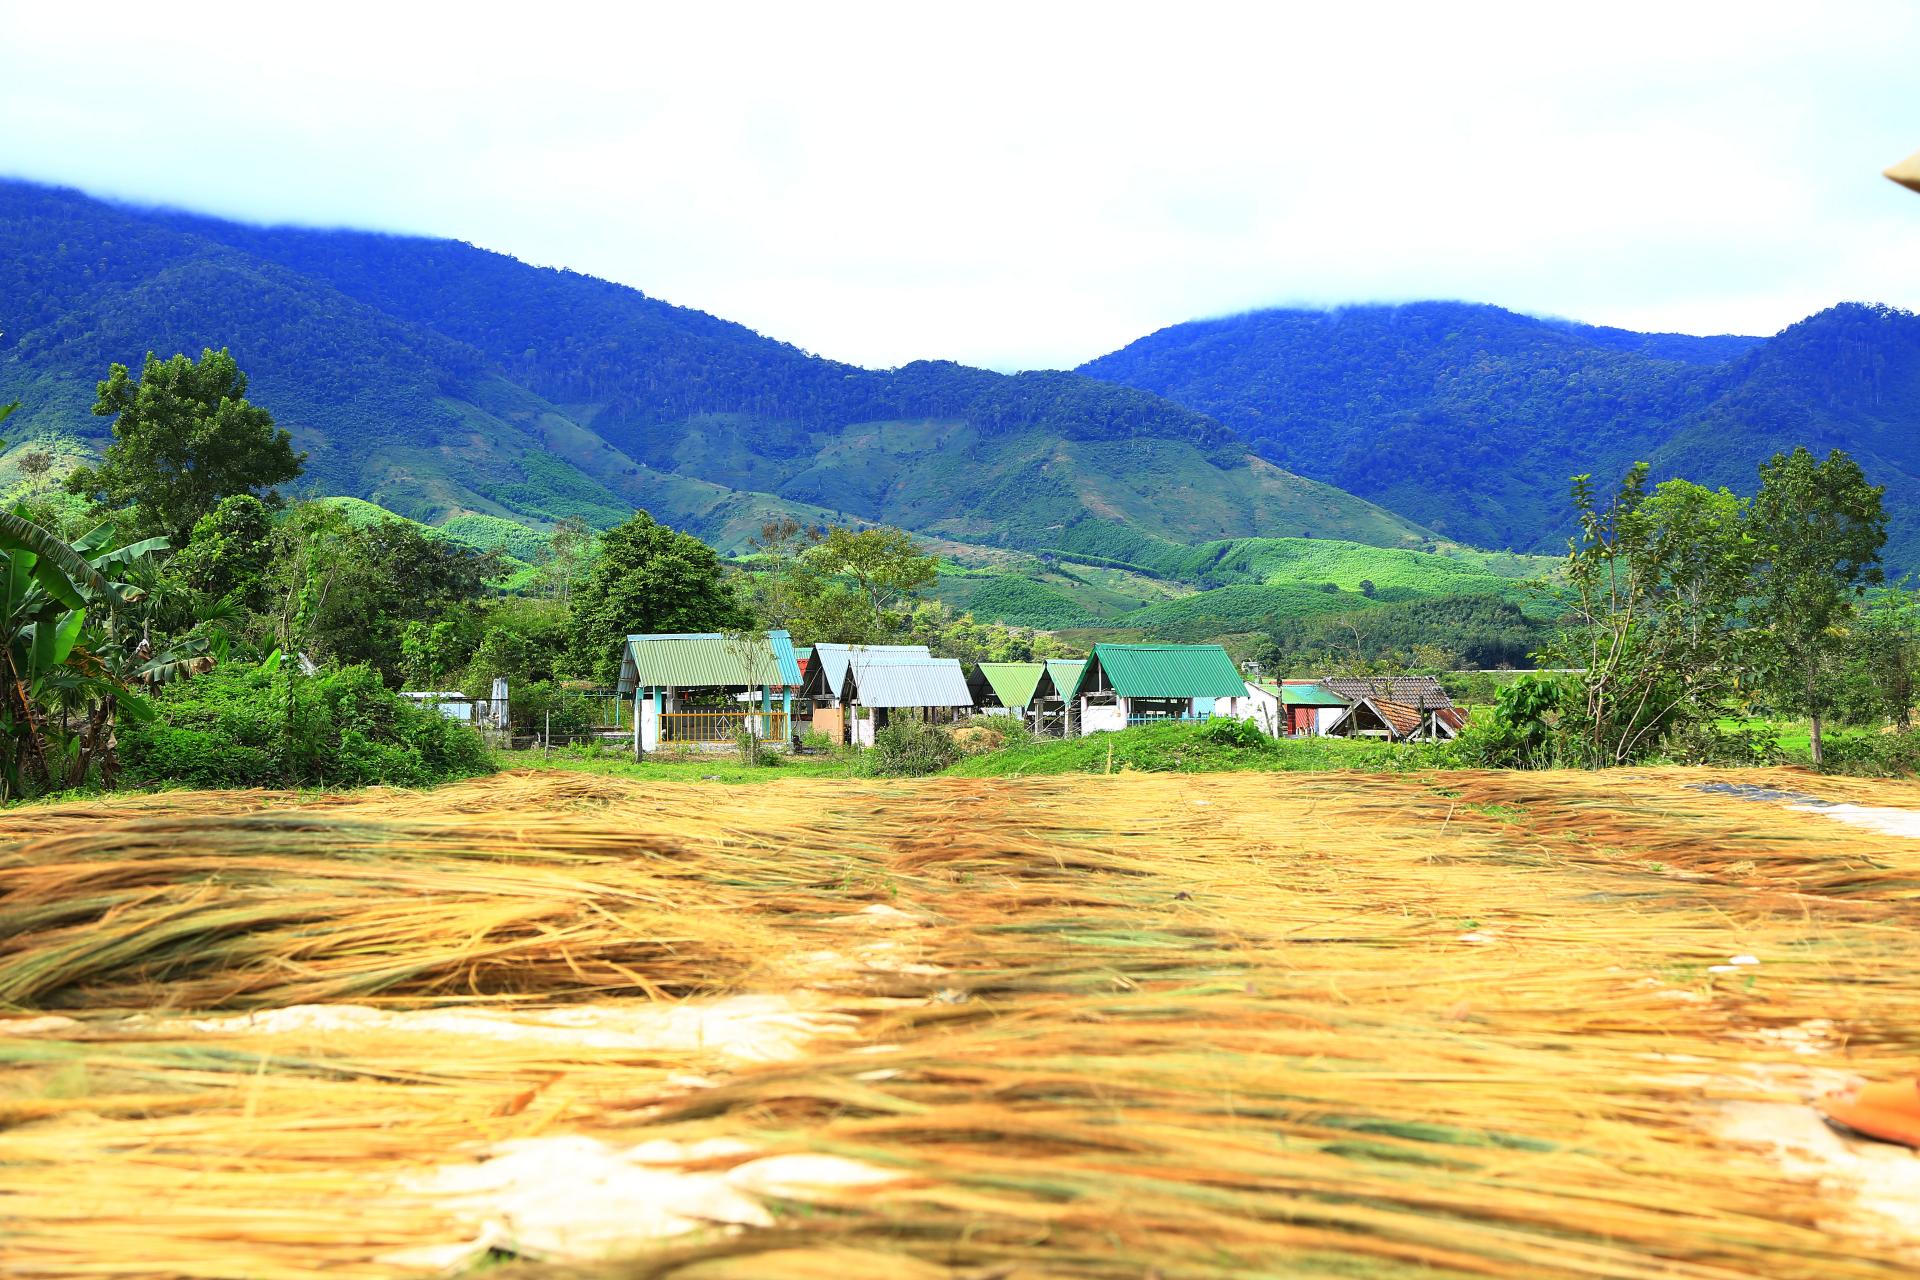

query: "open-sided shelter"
xmin=969 ymin=662 xmax=1049 ymax=720
xmin=798 ymin=643 xmax=930 ymax=743
xmin=616 ymin=630 xmax=802 ymax=751
xmin=842 ymin=654 xmax=973 ymax=745
xmin=1064 ymin=643 xmax=1249 ymax=735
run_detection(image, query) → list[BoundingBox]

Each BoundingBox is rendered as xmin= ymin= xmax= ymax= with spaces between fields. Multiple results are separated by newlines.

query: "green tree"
xmin=66 ymin=349 xmax=305 ymax=544
xmin=167 ymin=494 xmax=275 ymax=613
xmin=1747 ymin=447 xmax=1887 ymax=767
xmin=792 ymin=525 xmax=936 ymax=644
xmin=566 ymin=510 xmax=749 ymax=682
xmin=1543 ymin=467 xmax=1753 ymax=765
xmin=533 ymin=516 xmax=595 ymax=604
xmin=1845 ymin=581 xmax=1920 ymax=730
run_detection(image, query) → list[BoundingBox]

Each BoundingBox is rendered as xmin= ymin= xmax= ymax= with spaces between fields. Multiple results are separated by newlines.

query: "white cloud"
xmin=3 ymin=0 xmax=1918 ymax=369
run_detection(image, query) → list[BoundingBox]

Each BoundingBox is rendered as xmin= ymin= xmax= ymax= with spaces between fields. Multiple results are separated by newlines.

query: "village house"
xmin=616 ymin=630 xmax=803 ymax=752
xmin=1063 ymin=643 xmax=1249 ymax=735
xmin=1319 ymin=676 xmax=1466 ymax=742
xmin=797 ymin=643 xmax=931 ymax=743
xmin=839 ymin=654 xmax=973 ymax=745
xmin=968 ymin=661 xmax=1050 ymax=722
xmin=1036 ymin=658 xmax=1085 ymax=736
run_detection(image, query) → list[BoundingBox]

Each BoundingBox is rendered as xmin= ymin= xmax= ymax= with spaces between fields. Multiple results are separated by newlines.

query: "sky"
xmin=4 ymin=2 xmax=1920 ymax=371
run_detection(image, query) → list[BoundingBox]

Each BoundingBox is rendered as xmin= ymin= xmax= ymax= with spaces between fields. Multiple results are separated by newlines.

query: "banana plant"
xmin=0 ymin=506 xmax=167 ymax=800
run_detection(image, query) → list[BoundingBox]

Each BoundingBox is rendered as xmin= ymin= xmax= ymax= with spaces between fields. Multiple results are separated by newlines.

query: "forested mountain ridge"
xmin=1079 ymin=299 xmax=1920 ymax=570
xmin=0 ymin=178 xmax=1427 ymax=555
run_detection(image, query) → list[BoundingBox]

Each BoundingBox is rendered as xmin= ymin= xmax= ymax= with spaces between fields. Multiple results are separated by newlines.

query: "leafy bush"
xmin=1814 ymin=731 xmax=1920 ymax=778
xmin=1661 ymin=722 xmax=1786 ymax=768
xmin=866 ymin=719 xmax=961 ymax=777
xmin=1195 ymin=716 xmax=1268 ymax=750
xmin=121 ymin=663 xmax=494 ymax=790
xmin=510 ymin=680 xmax=596 ymax=736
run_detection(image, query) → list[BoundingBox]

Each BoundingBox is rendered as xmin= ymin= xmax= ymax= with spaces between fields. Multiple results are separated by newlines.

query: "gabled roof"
xmin=975 ymin=662 xmax=1046 ymax=708
xmin=1042 ymin=659 xmax=1084 ymax=700
xmin=616 ymin=631 xmax=802 ymax=694
xmin=1328 ymin=696 xmax=1425 ymax=740
xmin=1068 ymin=644 xmax=1248 ymax=701
xmin=1320 ymin=676 xmax=1454 ymax=711
xmin=804 ymin=643 xmax=932 ymax=700
xmin=845 ymin=656 xmax=972 ymax=708
xmin=1280 ymin=683 xmax=1350 ymax=707
xmin=1428 ymin=706 xmax=1470 ymax=739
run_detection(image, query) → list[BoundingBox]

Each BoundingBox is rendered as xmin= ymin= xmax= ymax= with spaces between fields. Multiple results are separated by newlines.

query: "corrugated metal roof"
xmin=1280 ymin=684 xmax=1349 ymax=706
xmin=1042 ymin=659 xmax=1084 ymax=700
xmin=1320 ymin=676 xmax=1454 ymax=710
xmin=616 ymin=631 xmax=802 ymax=693
xmin=847 ymin=656 xmax=972 ymax=708
xmin=976 ymin=662 xmax=1045 ymax=708
xmin=805 ymin=643 xmax=932 ymax=700
xmin=1068 ymin=644 xmax=1248 ymax=700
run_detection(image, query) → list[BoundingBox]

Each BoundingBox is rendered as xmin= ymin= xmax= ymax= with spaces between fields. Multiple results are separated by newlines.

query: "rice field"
xmin=3 ymin=766 xmax=1920 ymax=1278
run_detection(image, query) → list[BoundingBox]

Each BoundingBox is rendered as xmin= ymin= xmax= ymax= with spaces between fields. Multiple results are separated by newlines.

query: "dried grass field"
xmin=4 ymin=767 xmax=1920 ymax=1278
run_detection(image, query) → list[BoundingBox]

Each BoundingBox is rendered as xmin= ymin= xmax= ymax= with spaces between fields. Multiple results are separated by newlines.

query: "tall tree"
xmin=66 ymin=349 xmax=304 ymax=544
xmin=1747 ymin=447 xmax=1887 ymax=767
xmin=794 ymin=525 xmax=936 ymax=643
xmin=1544 ymin=467 xmax=1753 ymax=765
xmin=566 ymin=510 xmax=749 ymax=682
xmin=533 ymin=516 xmax=595 ymax=604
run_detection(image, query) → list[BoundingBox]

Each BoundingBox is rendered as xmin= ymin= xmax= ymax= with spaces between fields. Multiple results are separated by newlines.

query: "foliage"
xmin=946 ymin=718 xmax=1461 ymax=777
xmin=268 ymin=503 xmax=499 ymax=682
xmin=1260 ymin=596 xmax=1551 ymax=673
xmin=166 ymin=494 xmax=275 ymax=612
xmin=899 ymin=600 xmax=1079 ymax=665
xmin=792 ymin=525 xmax=938 ymax=644
xmin=1541 ymin=468 xmax=1753 ymax=766
xmin=0 ymin=507 xmax=173 ymax=800
xmin=65 ymin=348 xmax=304 ymax=544
xmin=1812 ymin=729 xmax=1920 ymax=778
xmin=1837 ymin=581 xmax=1920 ymax=729
xmin=864 ymin=718 xmax=961 ymax=777
xmin=508 ymin=679 xmax=595 ymax=736
xmin=1745 ymin=447 xmax=1887 ymax=767
xmin=566 ymin=509 xmax=750 ymax=682
xmin=119 ymin=662 xmax=492 ymax=789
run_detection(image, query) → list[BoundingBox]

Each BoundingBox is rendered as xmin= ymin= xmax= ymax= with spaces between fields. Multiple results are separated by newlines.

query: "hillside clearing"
xmin=3 ymin=768 xmax=1920 ymax=1277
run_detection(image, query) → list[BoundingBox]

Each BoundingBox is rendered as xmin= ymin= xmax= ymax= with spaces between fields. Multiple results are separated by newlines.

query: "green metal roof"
xmin=1068 ymin=644 xmax=1248 ymax=701
xmin=1043 ymin=659 xmax=1084 ymax=700
xmin=976 ymin=662 xmax=1045 ymax=708
xmin=616 ymin=631 xmax=803 ymax=693
xmin=1280 ymin=683 xmax=1350 ymax=707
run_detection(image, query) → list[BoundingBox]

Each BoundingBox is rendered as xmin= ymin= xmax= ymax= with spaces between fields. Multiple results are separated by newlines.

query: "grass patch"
xmin=944 ymin=719 xmax=1459 ymax=777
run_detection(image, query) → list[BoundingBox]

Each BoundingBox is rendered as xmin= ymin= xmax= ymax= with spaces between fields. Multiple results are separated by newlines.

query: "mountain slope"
xmin=1080 ymin=299 xmax=1920 ymax=570
xmin=0 ymin=178 xmax=1434 ymax=556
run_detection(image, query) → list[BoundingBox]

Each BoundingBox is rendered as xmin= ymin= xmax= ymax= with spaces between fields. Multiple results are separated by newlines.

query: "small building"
xmin=1063 ymin=643 xmax=1249 ymax=735
xmin=1324 ymin=696 xmax=1468 ymax=743
xmin=840 ymin=654 xmax=973 ymax=746
xmin=1280 ymin=681 xmax=1352 ymax=736
xmin=1035 ymin=658 xmax=1085 ymax=736
xmin=969 ymin=661 xmax=1048 ymax=720
xmin=400 ymin=691 xmax=474 ymax=722
xmin=1221 ymin=680 xmax=1285 ymax=736
xmin=798 ymin=643 xmax=931 ymax=744
xmin=616 ymin=630 xmax=803 ymax=751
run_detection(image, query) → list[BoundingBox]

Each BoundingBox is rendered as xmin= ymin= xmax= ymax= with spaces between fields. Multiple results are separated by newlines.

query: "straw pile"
xmin=4 ymin=766 xmax=1920 ymax=1277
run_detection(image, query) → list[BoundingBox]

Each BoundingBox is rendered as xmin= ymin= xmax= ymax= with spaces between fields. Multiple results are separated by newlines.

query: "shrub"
xmin=121 ymin=663 xmax=494 ymax=790
xmin=1661 ymin=722 xmax=1785 ymax=768
xmin=866 ymin=718 xmax=961 ymax=777
xmin=1815 ymin=731 xmax=1920 ymax=778
xmin=510 ymin=680 xmax=596 ymax=736
xmin=1195 ymin=716 xmax=1270 ymax=750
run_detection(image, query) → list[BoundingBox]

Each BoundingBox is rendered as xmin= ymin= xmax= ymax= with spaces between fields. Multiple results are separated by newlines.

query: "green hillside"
xmin=1080 ymin=300 xmax=1920 ymax=572
xmin=0 ymin=179 xmax=1435 ymax=561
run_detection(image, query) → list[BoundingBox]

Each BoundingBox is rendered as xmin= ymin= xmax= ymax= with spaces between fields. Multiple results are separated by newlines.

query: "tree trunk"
xmin=1806 ymin=664 xmax=1824 ymax=769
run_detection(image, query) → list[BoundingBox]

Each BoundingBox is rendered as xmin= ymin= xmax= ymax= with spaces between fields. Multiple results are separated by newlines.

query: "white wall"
xmin=640 ymin=697 xmax=659 ymax=751
xmin=1079 ymin=698 xmax=1127 ymax=735
xmin=1313 ymin=706 xmax=1344 ymax=734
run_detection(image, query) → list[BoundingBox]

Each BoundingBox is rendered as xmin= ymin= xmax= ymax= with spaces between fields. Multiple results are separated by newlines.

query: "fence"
xmin=659 ymin=710 xmax=791 ymax=744
xmin=1125 ymin=711 xmax=1214 ymax=727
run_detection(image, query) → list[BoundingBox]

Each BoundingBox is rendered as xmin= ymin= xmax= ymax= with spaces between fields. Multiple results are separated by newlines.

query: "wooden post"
xmin=544 ymin=710 xmax=551 ymax=760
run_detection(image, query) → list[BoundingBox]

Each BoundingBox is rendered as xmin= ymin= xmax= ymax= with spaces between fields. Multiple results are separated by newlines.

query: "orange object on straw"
xmin=1818 ymin=1078 xmax=1920 ymax=1148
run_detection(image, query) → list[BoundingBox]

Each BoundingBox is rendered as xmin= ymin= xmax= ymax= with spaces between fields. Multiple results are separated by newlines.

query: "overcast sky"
xmin=4 ymin=2 xmax=1919 ymax=370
